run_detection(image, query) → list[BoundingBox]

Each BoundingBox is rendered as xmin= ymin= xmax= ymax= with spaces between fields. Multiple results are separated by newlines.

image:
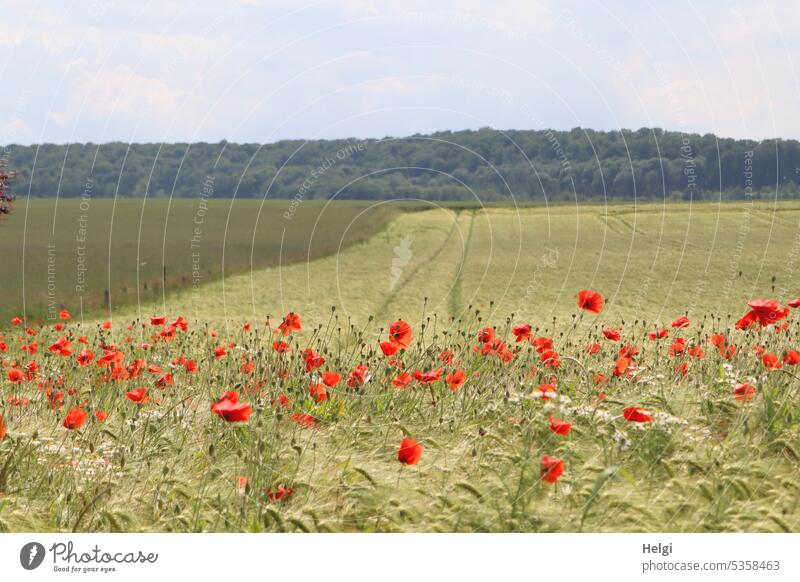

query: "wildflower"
xmin=392 ymin=372 xmax=413 ymax=388
xmin=398 ymin=437 xmax=423 ymax=465
xmin=309 ymin=382 xmax=328 ymax=403
xmin=267 ymin=485 xmax=293 ymax=502
xmin=540 ymin=455 xmax=565 ymax=483
xmin=321 ymin=371 xmax=341 ymax=387
xmin=623 ymin=407 xmax=653 ymax=422
xmin=549 ymin=416 xmax=572 ymax=435
xmin=388 ymin=320 xmax=413 ymax=347
xmin=412 ymin=368 xmax=443 ymax=383
xmin=76 ymin=349 xmax=94 ymax=366
xmin=602 ymin=327 xmax=620 ymax=341
xmin=126 ymin=388 xmax=150 ymax=404
xmin=512 ymin=323 xmax=532 ymax=342
xmin=476 ymin=327 xmax=495 ymax=344
xmin=577 ymin=290 xmax=604 ymax=314
xmin=672 ymin=316 xmax=690 ymax=329
xmin=277 ymin=312 xmax=302 ymax=336
xmin=733 ymin=383 xmax=756 ymax=401
xmin=446 ymin=369 xmax=466 ymax=391
xmin=63 ymin=407 xmax=88 ymax=430
xmin=648 ymin=329 xmax=669 ymax=340
xmin=736 ymin=299 xmax=789 ymax=330
xmin=211 ymin=391 xmax=251 ymax=422
xmin=380 ymin=341 xmax=399 ymax=355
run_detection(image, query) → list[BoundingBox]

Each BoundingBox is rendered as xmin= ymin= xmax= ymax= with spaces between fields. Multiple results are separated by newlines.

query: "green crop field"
xmin=2 ymin=200 xmax=800 ymax=533
xmin=0 ymin=198 xmax=403 ymax=325
xmin=105 ymin=200 xmax=800 ymax=328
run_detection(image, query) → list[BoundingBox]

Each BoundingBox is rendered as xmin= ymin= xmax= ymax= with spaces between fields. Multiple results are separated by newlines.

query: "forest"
xmin=3 ymin=127 xmax=799 ymax=202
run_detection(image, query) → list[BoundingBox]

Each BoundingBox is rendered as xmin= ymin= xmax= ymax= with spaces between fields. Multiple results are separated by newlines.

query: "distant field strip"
xmin=0 ymin=198 xmax=402 ymax=324
xmin=107 ymin=201 xmax=800 ymax=328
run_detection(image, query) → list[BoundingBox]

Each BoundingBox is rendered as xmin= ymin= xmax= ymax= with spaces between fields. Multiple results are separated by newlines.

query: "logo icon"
xmin=20 ymin=542 xmax=46 ymax=570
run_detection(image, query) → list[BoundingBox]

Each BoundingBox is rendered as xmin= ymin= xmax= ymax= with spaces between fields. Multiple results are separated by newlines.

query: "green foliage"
xmin=5 ymin=128 xmax=800 ymax=201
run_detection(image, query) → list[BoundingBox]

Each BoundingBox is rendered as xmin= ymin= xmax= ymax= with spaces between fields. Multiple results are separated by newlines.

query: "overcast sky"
xmin=2 ymin=0 xmax=798 ymax=144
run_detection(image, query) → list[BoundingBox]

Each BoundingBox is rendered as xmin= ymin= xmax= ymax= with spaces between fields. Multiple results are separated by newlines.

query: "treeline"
xmin=4 ymin=127 xmax=800 ymax=201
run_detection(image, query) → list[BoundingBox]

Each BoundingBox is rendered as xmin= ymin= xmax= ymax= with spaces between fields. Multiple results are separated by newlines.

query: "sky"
xmin=1 ymin=0 xmax=798 ymax=145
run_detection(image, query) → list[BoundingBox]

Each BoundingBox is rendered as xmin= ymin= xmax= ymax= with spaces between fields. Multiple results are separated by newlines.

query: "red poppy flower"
xmin=736 ymin=299 xmax=790 ymax=329
xmin=0 ymin=414 xmax=6 ymax=441
xmin=290 ymin=413 xmax=319 ymax=428
xmin=532 ymin=336 xmax=553 ymax=353
xmin=540 ymin=455 xmax=565 ymax=483
xmin=412 ymin=368 xmax=443 ymax=383
xmin=733 ymin=383 xmax=756 ymax=401
xmin=184 ymin=359 xmax=198 ymax=373
xmin=95 ymin=410 xmax=108 ymax=422
xmin=577 ymin=289 xmax=604 ymax=314
xmin=648 ymin=329 xmax=669 ymax=340
xmin=602 ymin=327 xmax=620 ymax=341
xmin=303 ymin=349 xmax=325 ymax=372
xmin=446 ymin=369 xmax=466 ymax=391
xmin=73 ymin=349 xmax=94 ymax=366
xmin=48 ymin=337 xmax=74 ymax=356
xmin=309 ymin=382 xmax=328 ymax=403
xmin=101 ymin=321 xmax=112 ymax=330
xmin=379 ymin=341 xmax=399 ymax=356
xmin=267 ymin=485 xmax=293 ymax=502
xmin=126 ymin=388 xmax=150 ymax=404
xmin=549 ymin=416 xmax=572 ymax=435
xmin=347 ymin=364 xmax=370 ymax=388
xmin=213 ymin=346 xmax=227 ymax=359
xmin=439 ymin=350 xmax=453 ymax=365
xmin=783 ymin=350 xmax=800 ymax=365
xmin=476 ymin=327 xmax=495 ymax=344
xmin=534 ymin=383 xmax=557 ymax=399
xmin=623 ymin=407 xmax=653 ymax=422
xmin=388 ymin=320 xmax=413 ymax=348
xmin=63 ymin=407 xmax=88 ymax=430
xmin=671 ymin=316 xmax=690 ymax=329
xmin=512 ymin=323 xmax=532 ymax=342
xmin=669 ymin=338 xmax=686 ymax=357
xmin=762 ymin=353 xmax=782 ymax=370
xmin=59 ymin=309 xmax=72 ymax=321
xmin=277 ymin=312 xmax=302 ymax=336
xmin=10 ymin=316 xmax=22 ymax=326
xmin=397 ymin=437 xmax=423 ymax=465
xmin=211 ymin=392 xmax=252 ymax=422
xmin=586 ymin=342 xmax=601 ymax=355
xmin=709 ymin=334 xmax=726 ymax=347
xmin=613 ymin=355 xmax=633 ymax=377
xmin=789 ymin=297 xmax=800 ymax=308
xmin=392 ymin=372 xmax=413 ymax=388
xmin=150 ymin=315 xmax=166 ymax=327
xmin=540 ymin=349 xmax=561 ymax=368
xmin=274 ymin=394 xmax=290 ymax=408
xmin=272 ymin=341 xmax=291 ymax=353
xmin=687 ymin=346 xmax=704 ymax=358
xmin=155 ymin=373 xmax=174 ymax=388
xmin=321 ymin=371 xmax=341 ymax=387
xmin=7 ymin=368 xmax=24 ymax=384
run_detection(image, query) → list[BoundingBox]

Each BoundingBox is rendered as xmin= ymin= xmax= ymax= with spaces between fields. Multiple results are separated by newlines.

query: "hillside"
xmin=4 ymin=128 xmax=800 ymax=202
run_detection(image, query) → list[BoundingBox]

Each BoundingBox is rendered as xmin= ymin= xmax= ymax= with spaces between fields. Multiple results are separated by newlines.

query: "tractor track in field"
xmin=447 ymin=210 xmax=476 ymax=320
xmin=373 ymin=210 xmax=462 ymax=322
